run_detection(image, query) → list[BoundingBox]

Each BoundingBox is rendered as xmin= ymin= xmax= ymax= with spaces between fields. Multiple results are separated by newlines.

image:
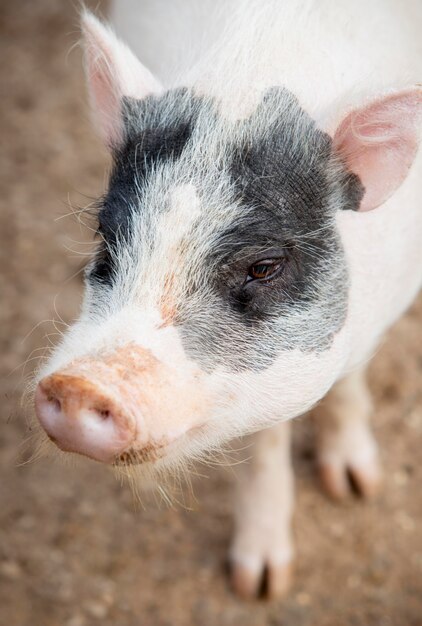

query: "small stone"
xmin=85 ymin=602 xmax=108 ymax=619
xmin=0 ymin=560 xmax=22 ymax=580
xmin=409 ymin=409 xmax=422 ymax=431
xmin=296 ymin=591 xmax=311 ymax=606
xmin=393 ymin=470 xmax=408 ymax=486
xmin=395 ymin=511 xmax=415 ymax=532
xmin=411 ymin=553 xmax=422 ymax=569
xmin=329 ymin=522 xmax=345 ymax=538
xmin=367 ymin=567 xmax=386 ymax=586
xmin=101 ymin=591 xmax=115 ymax=607
xmin=198 ymin=567 xmax=212 ymax=584
xmin=95 ymin=578 xmax=116 ymax=606
xmin=17 ymin=515 xmax=36 ymax=530
xmin=66 ymin=616 xmax=86 ymax=626
xmin=79 ymin=501 xmax=96 ymax=517
xmin=347 ymin=574 xmax=361 ymax=589
xmin=50 ymin=548 xmax=65 ymax=564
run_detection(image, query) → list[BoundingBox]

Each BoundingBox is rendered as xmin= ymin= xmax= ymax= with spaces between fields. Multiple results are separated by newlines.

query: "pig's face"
xmin=34 ymin=14 xmax=422 ymax=479
xmin=36 ymin=86 xmax=361 ymax=473
xmin=88 ymin=86 xmax=362 ymax=369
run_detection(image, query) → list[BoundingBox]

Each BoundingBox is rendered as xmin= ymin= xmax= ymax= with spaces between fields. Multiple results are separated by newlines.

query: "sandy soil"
xmin=1 ymin=2 xmax=421 ymax=625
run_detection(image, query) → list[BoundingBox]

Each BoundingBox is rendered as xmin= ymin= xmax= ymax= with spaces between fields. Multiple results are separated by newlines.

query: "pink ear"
xmin=81 ymin=12 xmax=162 ymax=148
xmin=333 ymin=89 xmax=422 ymax=211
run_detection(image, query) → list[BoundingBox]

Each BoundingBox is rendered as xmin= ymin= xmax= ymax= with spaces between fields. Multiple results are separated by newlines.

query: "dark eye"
xmin=247 ymin=258 xmax=284 ymax=282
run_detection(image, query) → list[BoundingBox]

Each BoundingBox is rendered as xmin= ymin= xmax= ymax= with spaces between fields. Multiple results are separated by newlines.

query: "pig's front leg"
xmin=313 ymin=367 xmax=383 ymax=500
xmin=229 ymin=421 xmax=294 ymax=599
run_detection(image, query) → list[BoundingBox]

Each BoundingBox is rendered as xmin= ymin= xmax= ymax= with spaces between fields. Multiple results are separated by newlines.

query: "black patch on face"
xmin=230 ymin=89 xmax=364 ymax=216
xmin=87 ymin=88 xmax=204 ymax=286
xmin=219 ymin=88 xmax=363 ymax=319
xmin=85 ymin=84 xmax=364 ymax=372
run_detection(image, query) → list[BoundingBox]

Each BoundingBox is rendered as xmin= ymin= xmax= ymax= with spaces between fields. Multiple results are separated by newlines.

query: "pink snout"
xmin=35 ymin=373 xmax=136 ymax=464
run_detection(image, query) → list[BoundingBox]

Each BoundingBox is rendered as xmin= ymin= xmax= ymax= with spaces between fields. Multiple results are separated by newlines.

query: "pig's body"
xmin=34 ymin=0 xmax=422 ymax=599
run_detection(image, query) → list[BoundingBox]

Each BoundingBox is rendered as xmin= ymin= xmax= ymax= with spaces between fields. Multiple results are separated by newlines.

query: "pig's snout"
xmin=35 ymin=344 xmax=209 ymax=466
xmin=35 ymin=374 xmax=136 ymax=463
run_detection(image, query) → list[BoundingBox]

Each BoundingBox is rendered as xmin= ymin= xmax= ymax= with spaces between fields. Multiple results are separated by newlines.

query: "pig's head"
xmin=34 ymin=13 xmax=422 ymax=479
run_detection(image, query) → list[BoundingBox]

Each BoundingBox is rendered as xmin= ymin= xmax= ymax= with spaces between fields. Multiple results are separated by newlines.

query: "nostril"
xmin=47 ymin=396 xmax=62 ymax=414
xmin=98 ymin=409 xmax=111 ymax=420
xmin=35 ymin=384 xmax=64 ymax=431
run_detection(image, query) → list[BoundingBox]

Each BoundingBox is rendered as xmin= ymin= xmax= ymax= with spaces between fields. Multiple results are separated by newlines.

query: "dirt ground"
xmin=1 ymin=2 xmax=422 ymax=625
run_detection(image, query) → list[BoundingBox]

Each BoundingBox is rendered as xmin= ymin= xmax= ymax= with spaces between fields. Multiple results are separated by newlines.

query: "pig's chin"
xmin=44 ymin=430 xmax=190 ymax=469
xmin=112 ymin=422 xmax=209 ymax=469
xmin=42 ymin=421 xmax=209 ymax=475
xmin=112 ymin=438 xmax=188 ymax=467
xmin=47 ymin=437 xmax=169 ymax=466
xmin=113 ymin=444 xmax=167 ymax=466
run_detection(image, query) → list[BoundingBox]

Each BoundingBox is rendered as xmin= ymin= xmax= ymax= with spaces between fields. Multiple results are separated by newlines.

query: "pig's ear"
xmin=81 ymin=11 xmax=162 ymax=148
xmin=333 ymin=89 xmax=422 ymax=212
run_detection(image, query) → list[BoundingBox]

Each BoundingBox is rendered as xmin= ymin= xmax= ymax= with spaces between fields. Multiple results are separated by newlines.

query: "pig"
xmin=34 ymin=0 xmax=422 ymax=599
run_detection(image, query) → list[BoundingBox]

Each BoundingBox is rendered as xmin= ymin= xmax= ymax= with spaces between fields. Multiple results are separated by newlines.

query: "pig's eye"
xmin=247 ymin=259 xmax=284 ymax=282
